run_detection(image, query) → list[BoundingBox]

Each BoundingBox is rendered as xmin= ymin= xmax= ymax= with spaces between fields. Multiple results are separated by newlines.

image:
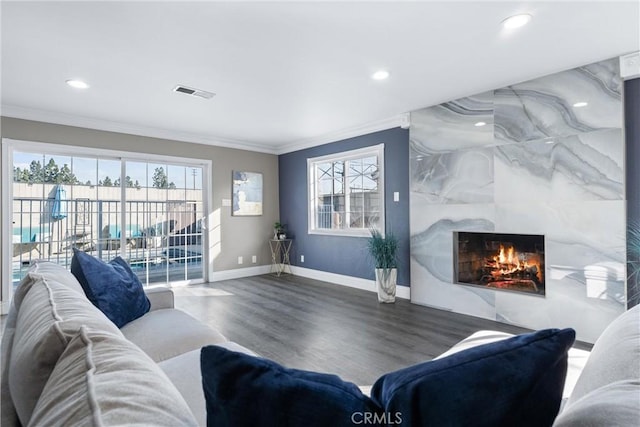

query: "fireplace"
xmin=454 ymin=232 xmax=545 ymax=296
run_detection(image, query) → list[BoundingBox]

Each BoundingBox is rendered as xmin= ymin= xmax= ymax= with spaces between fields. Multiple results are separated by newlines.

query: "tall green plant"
xmin=367 ymin=230 xmax=398 ymax=270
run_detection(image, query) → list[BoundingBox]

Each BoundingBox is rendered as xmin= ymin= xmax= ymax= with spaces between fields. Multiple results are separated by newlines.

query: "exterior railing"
xmin=12 ymin=197 xmax=203 ymax=286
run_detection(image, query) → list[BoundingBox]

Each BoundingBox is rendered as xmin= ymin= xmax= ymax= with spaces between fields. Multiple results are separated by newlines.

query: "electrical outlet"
xmin=252 ymin=255 xmax=257 ymax=263
xmin=238 ymin=256 xmax=243 ymax=265
xmin=300 ymin=255 xmax=305 ymax=263
xmin=393 ymin=191 xmax=400 ymax=202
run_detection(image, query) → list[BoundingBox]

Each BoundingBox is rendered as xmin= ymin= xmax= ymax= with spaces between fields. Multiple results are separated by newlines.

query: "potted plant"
xmin=274 ymin=221 xmax=287 ymax=240
xmin=367 ymin=229 xmax=398 ymax=303
xmin=626 ymin=221 xmax=640 ymax=307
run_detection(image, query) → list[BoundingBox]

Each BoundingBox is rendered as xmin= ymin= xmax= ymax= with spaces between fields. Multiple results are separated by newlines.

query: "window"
xmin=3 ymin=140 xmax=211 ymax=303
xmin=308 ymin=144 xmax=384 ymax=236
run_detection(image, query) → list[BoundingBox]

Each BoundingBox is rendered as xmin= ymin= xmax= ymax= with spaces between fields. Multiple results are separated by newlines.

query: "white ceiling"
xmin=2 ymin=1 xmax=639 ymax=154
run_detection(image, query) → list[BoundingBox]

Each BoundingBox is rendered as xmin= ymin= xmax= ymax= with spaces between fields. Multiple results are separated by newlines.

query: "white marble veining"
xmin=494 ymin=58 xmax=622 ymax=144
xmin=411 ymin=147 xmax=494 ymax=204
xmin=495 ymin=129 xmax=624 ymax=202
xmin=410 ymin=203 xmax=497 ymax=319
xmin=410 ymin=91 xmax=493 ymax=152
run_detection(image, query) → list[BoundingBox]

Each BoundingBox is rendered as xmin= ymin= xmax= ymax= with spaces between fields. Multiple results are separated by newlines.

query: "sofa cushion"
xmin=71 ymin=248 xmax=150 ymax=328
xmin=200 ymin=345 xmax=382 ymax=427
xmin=437 ymin=329 xmax=591 ymax=400
xmin=121 ymin=308 xmax=227 ymax=362
xmin=371 ymin=328 xmax=576 ymax=427
xmin=160 ymin=343 xmax=257 ymax=426
xmin=566 ymin=305 xmax=640 ymax=406
xmin=22 ymin=261 xmax=86 ymax=295
xmin=553 ymin=379 xmax=640 ymax=427
xmin=1 ymin=302 xmax=20 ymax=426
xmin=9 ymin=276 xmax=122 ymax=426
xmin=27 ymin=327 xmax=198 ymax=427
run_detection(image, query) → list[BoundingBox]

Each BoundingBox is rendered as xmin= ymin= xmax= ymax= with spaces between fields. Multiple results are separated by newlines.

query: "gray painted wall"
xmin=278 ymin=127 xmax=410 ymax=285
xmin=0 ymin=117 xmax=279 ymax=298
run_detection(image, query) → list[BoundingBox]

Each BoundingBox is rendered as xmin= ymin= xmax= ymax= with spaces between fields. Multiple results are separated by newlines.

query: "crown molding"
xmin=620 ymin=51 xmax=640 ymax=80
xmin=0 ymin=104 xmax=278 ymax=155
xmin=275 ymin=114 xmax=409 ymax=155
xmin=1 ymin=105 xmax=411 ymax=157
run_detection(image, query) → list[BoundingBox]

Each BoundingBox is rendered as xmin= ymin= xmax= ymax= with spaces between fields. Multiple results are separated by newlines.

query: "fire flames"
xmin=489 ymin=244 xmax=542 ymax=283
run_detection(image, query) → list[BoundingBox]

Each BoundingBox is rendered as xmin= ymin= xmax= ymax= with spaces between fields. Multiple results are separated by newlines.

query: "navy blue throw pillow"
xmin=200 ymin=345 xmax=383 ymax=427
xmin=71 ymin=248 xmax=150 ymax=328
xmin=371 ymin=328 xmax=576 ymax=427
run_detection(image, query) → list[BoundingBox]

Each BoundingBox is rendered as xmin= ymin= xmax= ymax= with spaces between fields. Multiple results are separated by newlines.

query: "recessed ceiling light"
xmin=474 ymin=121 xmax=487 ymax=127
xmin=502 ymin=14 xmax=532 ymax=29
xmin=572 ymin=101 xmax=588 ymax=108
xmin=372 ymin=70 xmax=390 ymax=80
xmin=66 ymin=79 xmax=89 ymax=89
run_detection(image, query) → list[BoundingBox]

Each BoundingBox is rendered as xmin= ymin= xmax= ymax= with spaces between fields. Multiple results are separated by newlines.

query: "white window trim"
xmin=307 ymin=144 xmax=385 ymax=237
xmin=1 ymin=138 xmax=213 ymax=314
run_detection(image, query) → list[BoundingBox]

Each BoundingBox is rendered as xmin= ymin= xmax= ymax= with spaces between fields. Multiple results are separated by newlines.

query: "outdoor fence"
xmin=12 ymin=197 xmax=204 ymax=286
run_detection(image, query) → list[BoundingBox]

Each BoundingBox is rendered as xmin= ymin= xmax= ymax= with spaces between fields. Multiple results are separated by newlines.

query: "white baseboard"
xmin=210 ymin=265 xmax=271 ymax=282
xmin=290 ymin=266 xmax=410 ymax=299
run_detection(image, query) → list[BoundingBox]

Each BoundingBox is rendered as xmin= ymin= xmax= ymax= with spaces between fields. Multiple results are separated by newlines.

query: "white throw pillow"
xmin=28 ymin=327 xmax=198 ymax=427
xmin=9 ymin=277 xmax=122 ymax=425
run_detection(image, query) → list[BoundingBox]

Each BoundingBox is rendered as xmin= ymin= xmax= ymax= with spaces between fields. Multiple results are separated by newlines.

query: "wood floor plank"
xmin=0 ymin=273 xmax=592 ymax=387
xmin=174 ymin=274 xmax=540 ymax=386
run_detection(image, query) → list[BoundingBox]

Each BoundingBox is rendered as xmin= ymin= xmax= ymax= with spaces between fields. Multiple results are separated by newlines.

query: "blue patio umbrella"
xmin=51 ymin=185 xmax=67 ymax=220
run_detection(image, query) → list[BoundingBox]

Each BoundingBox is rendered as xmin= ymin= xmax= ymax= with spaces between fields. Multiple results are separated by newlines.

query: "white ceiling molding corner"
xmin=620 ymin=52 xmax=640 ymax=80
xmin=0 ymin=105 xmax=278 ymax=155
xmin=276 ymin=114 xmax=406 ymax=155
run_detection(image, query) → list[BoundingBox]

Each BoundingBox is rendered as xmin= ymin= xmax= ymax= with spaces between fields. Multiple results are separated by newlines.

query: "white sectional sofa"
xmin=433 ymin=304 xmax=639 ymax=426
xmin=0 ymin=261 xmax=253 ymax=426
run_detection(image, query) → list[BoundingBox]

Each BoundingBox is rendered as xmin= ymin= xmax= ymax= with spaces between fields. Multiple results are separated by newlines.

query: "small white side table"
xmin=269 ymin=239 xmax=292 ymax=276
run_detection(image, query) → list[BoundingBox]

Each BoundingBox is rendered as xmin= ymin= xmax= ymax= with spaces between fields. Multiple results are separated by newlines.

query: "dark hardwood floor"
xmin=0 ymin=273 xmax=591 ymax=386
xmin=173 ymin=274 xmax=534 ymax=386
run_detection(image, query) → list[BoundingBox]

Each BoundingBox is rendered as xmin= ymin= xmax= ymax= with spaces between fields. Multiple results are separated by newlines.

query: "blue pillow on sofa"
xmin=71 ymin=249 xmax=150 ymax=328
xmin=200 ymin=345 xmax=382 ymax=427
xmin=371 ymin=328 xmax=576 ymax=427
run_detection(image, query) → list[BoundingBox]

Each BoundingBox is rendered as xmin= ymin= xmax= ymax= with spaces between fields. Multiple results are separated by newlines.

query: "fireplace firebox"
xmin=454 ymin=232 xmax=545 ymax=296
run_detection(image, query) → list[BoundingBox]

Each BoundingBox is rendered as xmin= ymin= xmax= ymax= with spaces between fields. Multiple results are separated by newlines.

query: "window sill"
xmin=308 ymin=229 xmax=377 ymax=238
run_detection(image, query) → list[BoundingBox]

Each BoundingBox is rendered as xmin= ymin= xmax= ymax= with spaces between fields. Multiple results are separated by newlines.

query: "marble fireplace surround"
xmin=409 ymin=57 xmax=625 ymax=343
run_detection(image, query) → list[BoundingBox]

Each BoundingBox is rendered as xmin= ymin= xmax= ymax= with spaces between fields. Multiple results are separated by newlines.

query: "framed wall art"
xmin=232 ymin=171 xmax=263 ymax=216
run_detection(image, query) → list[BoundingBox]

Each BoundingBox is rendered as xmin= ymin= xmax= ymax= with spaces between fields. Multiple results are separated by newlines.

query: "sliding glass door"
xmin=6 ymin=141 xmax=209 ymax=293
xmin=123 ymin=161 xmax=204 ymax=284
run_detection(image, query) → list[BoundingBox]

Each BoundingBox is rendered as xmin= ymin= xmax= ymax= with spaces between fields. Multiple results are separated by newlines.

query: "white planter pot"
xmin=375 ymin=268 xmax=397 ymax=303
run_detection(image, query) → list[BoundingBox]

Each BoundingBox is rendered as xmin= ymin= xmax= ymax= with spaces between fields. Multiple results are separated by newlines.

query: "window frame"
xmin=307 ymin=144 xmax=385 ymax=237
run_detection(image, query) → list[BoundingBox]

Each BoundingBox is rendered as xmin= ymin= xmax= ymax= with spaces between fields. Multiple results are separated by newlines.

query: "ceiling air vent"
xmin=173 ymin=84 xmax=215 ymax=99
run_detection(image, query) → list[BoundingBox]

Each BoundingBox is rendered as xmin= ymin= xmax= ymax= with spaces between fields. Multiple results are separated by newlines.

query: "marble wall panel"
xmin=493 ymin=201 xmax=625 ymax=341
xmin=494 ymin=58 xmax=622 ymax=144
xmin=495 ymin=276 xmax=623 ymax=343
xmin=411 ymin=147 xmax=494 ymax=204
xmin=410 ymin=91 xmax=493 ymax=152
xmin=411 ymin=258 xmax=497 ymax=320
xmin=495 ymin=201 xmax=625 ymax=267
xmin=410 ymin=203 xmax=496 ymax=319
xmin=495 ymin=129 xmax=624 ymax=203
